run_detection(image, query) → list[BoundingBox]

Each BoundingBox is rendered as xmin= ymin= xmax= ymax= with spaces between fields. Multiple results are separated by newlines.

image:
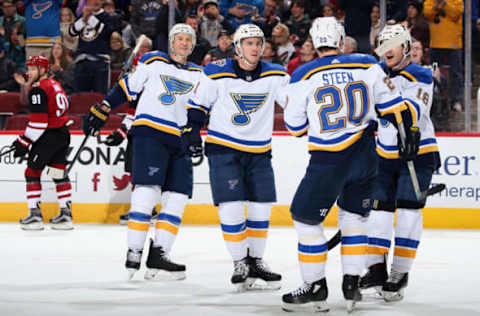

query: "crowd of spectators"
xmin=0 ymin=0 xmax=477 ymax=129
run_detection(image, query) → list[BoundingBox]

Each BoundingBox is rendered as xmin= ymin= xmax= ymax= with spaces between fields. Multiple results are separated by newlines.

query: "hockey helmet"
xmin=375 ymin=24 xmax=412 ymax=58
xmin=26 ymin=55 xmax=49 ymax=69
xmin=233 ymin=24 xmax=265 ymax=65
xmin=169 ymin=23 xmax=196 ymax=56
xmin=309 ymin=17 xmax=345 ymax=52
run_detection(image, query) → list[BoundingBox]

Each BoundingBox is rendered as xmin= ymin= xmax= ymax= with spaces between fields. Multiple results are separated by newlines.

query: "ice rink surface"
xmin=1 ymin=223 xmax=479 ymax=316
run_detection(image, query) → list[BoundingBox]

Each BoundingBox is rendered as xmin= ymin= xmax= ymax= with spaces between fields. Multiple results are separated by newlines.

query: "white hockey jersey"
xmin=117 ymin=51 xmax=202 ymax=145
xmin=284 ymin=54 xmax=416 ymax=154
xmin=376 ymin=62 xmax=439 ymax=161
xmin=187 ymin=59 xmax=289 ymax=153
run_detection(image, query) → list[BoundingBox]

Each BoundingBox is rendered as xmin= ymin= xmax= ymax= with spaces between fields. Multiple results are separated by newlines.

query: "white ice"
xmin=1 ymin=224 xmax=479 ymax=316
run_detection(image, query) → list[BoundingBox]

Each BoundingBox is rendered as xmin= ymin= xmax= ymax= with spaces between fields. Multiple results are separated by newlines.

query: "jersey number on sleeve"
xmin=55 ymin=93 xmax=69 ymax=117
xmin=315 ymin=81 xmax=369 ymax=132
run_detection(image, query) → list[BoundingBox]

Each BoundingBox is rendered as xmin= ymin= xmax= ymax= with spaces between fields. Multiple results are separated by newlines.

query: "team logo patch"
xmin=230 ymin=93 xmax=268 ymax=125
xmin=148 ymin=167 xmax=159 ymax=176
xmin=159 ymin=75 xmax=194 ymax=105
xmin=228 ymin=179 xmax=239 ymax=190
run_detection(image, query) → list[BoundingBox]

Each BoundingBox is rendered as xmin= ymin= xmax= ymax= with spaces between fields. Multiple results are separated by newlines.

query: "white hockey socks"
xmin=339 ymin=208 xmax=368 ymax=276
xmin=218 ymin=201 xmax=248 ymax=261
xmin=127 ymin=185 xmax=159 ymax=251
xmin=153 ymin=191 xmax=188 ymax=254
xmin=246 ymin=202 xmax=272 ymax=258
xmin=392 ymin=208 xmax=422 ymax=273
xmin=366 ymin=210 xmax=394 ymax=267
xmin=293 ymin=220 xmax=328 ymax=283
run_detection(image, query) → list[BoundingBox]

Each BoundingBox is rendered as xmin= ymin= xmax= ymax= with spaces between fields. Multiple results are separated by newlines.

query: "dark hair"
xmin=291 ymin=0 xmax=305 ymax=9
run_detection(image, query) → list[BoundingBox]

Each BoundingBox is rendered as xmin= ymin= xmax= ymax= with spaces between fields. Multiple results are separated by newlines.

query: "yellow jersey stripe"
xmin=205 ymin=136 xmax=272 ymax=153
xmin=302 ymin=63 xmax=372 ymax=81
xmin=400 ymin=71 xmax=418 ymax=82
xmin=308 ymin=130 xmax=363 ymax=152
xmin=260 ymin=70 xmax=287 ymax=77
xmin=133 ymin=119 xmax=181 ymax=136
xmin=208 ymin=72 xmax=237 ymax=79
xmin=144 ymin=56 xmax=169 ymax=65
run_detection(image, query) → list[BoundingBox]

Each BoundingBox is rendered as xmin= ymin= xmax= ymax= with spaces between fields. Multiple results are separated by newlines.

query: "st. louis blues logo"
xmin=230 ymin=93 xmax=268 ymax=125
xmin=159 ymin=75 xmax=194 ymax=105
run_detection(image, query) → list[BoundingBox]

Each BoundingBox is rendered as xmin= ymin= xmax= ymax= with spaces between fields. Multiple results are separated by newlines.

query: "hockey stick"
xmin=326 ymin=183 xmax=446 ymax=250
xmin=119 ymin=34 xmax=147 ymax=79
xmin=0 ymin=147 xmax=15 ymax=158
xmin=65 ymin=135 xmax=90 ymax=177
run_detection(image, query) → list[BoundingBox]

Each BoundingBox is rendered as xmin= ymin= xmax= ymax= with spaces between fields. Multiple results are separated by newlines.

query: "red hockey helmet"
xmin=26 ymin=55 xmax=49 ymax=69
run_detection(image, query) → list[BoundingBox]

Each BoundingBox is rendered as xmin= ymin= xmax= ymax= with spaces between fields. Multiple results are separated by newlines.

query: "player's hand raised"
xmin=11 ymin=135 xmax=31 ymax=158
xmin=398 ymin=126 xmax=420 ymax=161
xmin=105 ymin=125 xmax=127 ymax=146
xmin=83 ymin=103 xmax=110 ymax=136
xmin=181 ymin=123 xmax=203 ymax=158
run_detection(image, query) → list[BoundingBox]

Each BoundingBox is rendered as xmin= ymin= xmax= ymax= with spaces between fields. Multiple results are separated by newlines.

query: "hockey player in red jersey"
xmin=11 ymin=55 xmax=73 ymax=231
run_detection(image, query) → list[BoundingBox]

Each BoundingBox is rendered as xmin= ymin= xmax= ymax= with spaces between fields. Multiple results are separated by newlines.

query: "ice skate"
xmin=125 ymin=248 xmax=143 ymax=280
xmin=281 ymin=278 xmax=329 ymax=313
xmin=342 ymin=274 xmax=362 ymax=313
xmin=246 ymin=256 xmax=281 ymax=290
xmin=360 ymin=262 xmax=388 ymax=298
xmin=382 ymin=271 xmax=408 ymax=302
xmin=20 ymin=209 xmax=44 ymax=231
xmin=231 ymin=258 xmax=249 ymax=292
xmin=144 ymin=239 xmax=186 ymax=281
xmin=50 ymin=205 xmax=73 ymax=230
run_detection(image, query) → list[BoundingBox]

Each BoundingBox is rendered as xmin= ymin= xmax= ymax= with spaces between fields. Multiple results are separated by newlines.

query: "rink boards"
xmin=0 ymin=131 xmax=479 ymax=228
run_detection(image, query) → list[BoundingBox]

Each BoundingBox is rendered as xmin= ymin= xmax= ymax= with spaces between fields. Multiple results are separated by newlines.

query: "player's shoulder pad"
xmin=139 ymin=51 xmax=169 ymax=65
xmin=259 ymin=61 xmax=288 ymax=78
xmin=204 ymin=58 xmax=237 ymax=80
xmin=290 ymin=59 xmax=322 ymax=83
xmin=400 ymin=63 xmax=433 ymax=84
xmin=339 ymin=53 xmax=378 ymax=65
xmin=187 ymin=61 xmax=203 ymax=72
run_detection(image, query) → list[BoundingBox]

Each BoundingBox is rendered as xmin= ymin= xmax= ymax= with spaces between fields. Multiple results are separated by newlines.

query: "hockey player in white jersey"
xmin=360 ymin=24 xmax=440 ymax=302
xmin=183 ymin=24 xmax=289 ymax=291
xmin=83 ymin=23 xmax=203 ymax=280
xmin=280 ymin=18 xmax=420 ymax=313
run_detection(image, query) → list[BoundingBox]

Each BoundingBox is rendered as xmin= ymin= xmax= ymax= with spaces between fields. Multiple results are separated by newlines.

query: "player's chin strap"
xmin=374 ymin=36 xmax=411 ymax=71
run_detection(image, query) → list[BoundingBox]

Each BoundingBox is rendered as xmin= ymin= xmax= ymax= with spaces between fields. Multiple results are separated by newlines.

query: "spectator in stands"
xmin=24 ymin=0 xmax=62 ymax=58
xmin=344 ymin=36 xmax=357 ymax=54
xmin=386 ymin=0 xmax=408 ymax=24
xmin=424 ymin=0 xmax=464 ymax=112
xmin=202 ymin=29 xmax=234 ymax=64
xmin=138 ymin=36 xmax=153 ymax=55
xmin=0 ymin=0 xmax=26 ymax=39
xmin=180 ymin=0 xmax=202 ymax=18
xmin=60 ymin=7 xmax=78 ymax=54
xmin=130 ymin=0 xmax=164 ymax=44
xmin=322 ymin=3 xmax=337 ymax=18
xmin=338 ymin=0 xmax=373 ymax=53
xmin=370 ymin=2 xmax=381 ymax=51
xmin=254 ymin=0 xmax=280 ymax=38
xmin=287 ymin=37 xmax=316 ymax=75
xmin=198 ymin=0 xmax=234 ymax=47
xmin=0 ymin=42 xmax=19 ymax=92
xmin=272 ymin=23 xmax=295 ymax=66
xmin=285 ymin=0 xmax=311 ymax=47
xmin=49 ymin=42 xmax=74 ymax=94
xmin=219 ymin=0 xmax=264 ymax=29
xmin=153 ymin=0 xmax=182 ymax=52
xmin=103 ymin=0 xmax=123 ymax=34
xmin=4 ymin=26 xmax=25 ymax=71
xmin=110 ymin=32 xmax=132 ymax=70
xmin=262 ymin=38 xmax=282 ymax=64
xmin=69 ymin=0 xmax=115 ymax=94
xmin=407 ymin=0 xmax=430 ymax=50
xmin=185 ymin=14 xmax=212 ymax=65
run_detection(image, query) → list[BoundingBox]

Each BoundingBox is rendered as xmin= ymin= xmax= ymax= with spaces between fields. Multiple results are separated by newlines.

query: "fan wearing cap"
xmin=199 ymin=0 xmax=234 ymax=47
xmin=83 ymin=23 xmax=203 ymax=281
xmin=202 ymin=29 xmax=235 ymax=64
xmin=361 ymin=24 xmax=440 ymax=303
xmin=11 ymin=55 xmax=73 ymax=231
xmin=185 ymin=24 xmax=289 ymax=291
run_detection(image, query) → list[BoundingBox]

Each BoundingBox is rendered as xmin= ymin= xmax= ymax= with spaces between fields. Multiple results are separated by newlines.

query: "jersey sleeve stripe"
xmin=404 ymin=98 xmax=421 ymax=124
xmin=118 ymin=77 xmax=136 ymax=101
xmin=285 ymin=121 xmax=309 ymax=136
xmin=186 ymin=99 xmax=209 ymax=114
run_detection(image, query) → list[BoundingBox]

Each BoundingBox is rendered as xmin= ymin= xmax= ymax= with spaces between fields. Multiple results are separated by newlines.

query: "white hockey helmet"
xmin=309 ymin=17 xmax=345 ymax=52
xmin=375 ymin=24 xmax=412 ymax=58
xmin=233 ymin=24 xmax=265 ymax=66
xmin=169 ymin=23 xmax=196 ymax=57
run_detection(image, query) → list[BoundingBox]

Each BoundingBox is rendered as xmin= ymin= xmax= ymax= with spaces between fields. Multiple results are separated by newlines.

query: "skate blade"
xmin=383 ymin=289 xmax=405 ymax=302
xmin=346 ymin=300 xmax=356 ymax=313
xmin=126 ymin=268 xmax=138 ymax=281
xmin=246 ymin=278 xmax=281 ymax=291
xmin=21 ymin=222 xmax=44 ymax=231
xmin=281 ymin=301 xmax=329 ymax=313
xmin=144 ymin=269 xmax=186 ymax=281
xmin=360 ymin=286 xmax=384 ymax=300
xmin=50 ymin=222 xmax=74 ymax=230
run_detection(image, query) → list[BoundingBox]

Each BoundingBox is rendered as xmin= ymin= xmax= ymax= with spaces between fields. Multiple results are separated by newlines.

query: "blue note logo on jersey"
xmin=230 ymin=93 xmax=269 ymax=125
xmin=159 ymin=75 xmax=194 ymax=105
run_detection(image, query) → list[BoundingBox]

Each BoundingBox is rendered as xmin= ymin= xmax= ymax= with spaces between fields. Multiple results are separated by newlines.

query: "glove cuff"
xmin=18 ymin=135 xmax=32 ymax=148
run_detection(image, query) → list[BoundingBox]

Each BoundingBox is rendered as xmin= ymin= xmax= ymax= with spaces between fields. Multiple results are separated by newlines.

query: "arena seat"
xmin=68 ymin=92 xmax=105 ymax=115
xmin=0 ymin=92 xmax=23 ymax=115
xmin=4 ymin=114 xmax=29 ymax=130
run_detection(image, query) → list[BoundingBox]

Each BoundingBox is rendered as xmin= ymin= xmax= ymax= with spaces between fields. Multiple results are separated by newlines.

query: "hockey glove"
xmin=11 ymin=135 xmax=31 ymax=158
xmin=181 ymin=123 xmax=203 ymax=158
xmin=398 ymin=126 xmax=420 ymax=161
xmin=83 ymin=103 xmax=110 ymax=136
xmin=105 ymin=125 xmax=128 ymax=146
